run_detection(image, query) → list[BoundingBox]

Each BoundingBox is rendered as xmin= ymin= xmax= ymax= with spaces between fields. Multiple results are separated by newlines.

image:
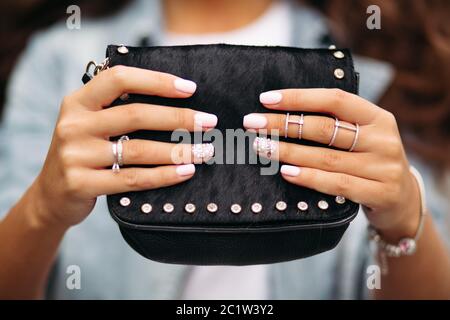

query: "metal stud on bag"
xmin=251 ymin=203 xmax=262 ymax=214
xmin=120 ymin=197 xmax=131 ymax=207
xmin=334 ymin=68 xmax=345 ymax=79
xmin=297 ymin=201 xmax=308 ymax=212
xmin=318 ymin=200 xmax=329 ymax=210
xmin=207 ymin=203 xmax=218 ymax=213
xmin=117 ymin=45 xmax=129 ymax=54
xmin=333 ymin=51 xmax=345 ymax=59
xmin=335 ymin=196 xmax=346 ymax=204
xmin=185 ymin=203 xmax=196 ymax=214
xmin=275 ymin=201 xmax=287 ymax=212
xmin=141 ymin=203 xmax=152 ymax=214
xmin=163 ymin=203 xmax=174 ymax=213
xmin=230 ymin=204 xmax=242 ymax=214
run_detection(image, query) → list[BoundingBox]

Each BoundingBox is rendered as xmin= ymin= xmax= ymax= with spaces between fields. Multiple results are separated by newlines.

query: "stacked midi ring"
xmin=284 ymin=113 xmax=305 ymax=140
xmin=328 ymin=118 xmax=360 ymax=152
xmin=112 ymin=135 xmax=130 ymax=173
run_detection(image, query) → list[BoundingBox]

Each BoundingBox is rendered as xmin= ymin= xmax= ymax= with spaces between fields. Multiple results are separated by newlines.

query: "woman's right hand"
xmin=30 ymin=66 xmax=217 ymax=229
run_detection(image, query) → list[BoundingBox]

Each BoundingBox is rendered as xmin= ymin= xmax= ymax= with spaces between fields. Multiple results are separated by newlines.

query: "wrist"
xmin=378 ymin=170 xmax=423 ymax=242
xmin=24 ymin=178 xmax=70 ymax=233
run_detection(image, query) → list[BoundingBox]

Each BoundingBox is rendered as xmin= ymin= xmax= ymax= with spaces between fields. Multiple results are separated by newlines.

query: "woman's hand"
xmin=31 ymin=66 xmax=217 ymax=229
xmin=244 ymin=88 xmax=421 ymax=239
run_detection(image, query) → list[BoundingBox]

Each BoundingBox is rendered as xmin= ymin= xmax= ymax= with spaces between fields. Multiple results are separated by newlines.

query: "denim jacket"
xmin=1 ymin=0 xmax=448 ymax=299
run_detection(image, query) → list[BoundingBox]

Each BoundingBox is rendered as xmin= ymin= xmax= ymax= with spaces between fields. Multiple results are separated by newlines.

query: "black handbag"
xmin=84 ymin=44 xmax=360 ymax=265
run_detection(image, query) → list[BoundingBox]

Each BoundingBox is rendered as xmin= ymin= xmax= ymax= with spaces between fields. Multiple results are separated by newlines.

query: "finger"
xmin=279 ymin=165 xmax=382 ymax=207
xmin=253 ymin=137 xmax=382 ymax=180
xmin=74 ymin=66 xmax=197 ymax=109
xmin=259 ymin=88 xmax=383 ymax=125
xmin=244 ymin=113 xmax=370 ymax=151
xmin=89 ymin=104 xmax=218 ymax=136
xmin=88 ymin=164 xmax=196 ymax=195
xmin=80 ymin=139 xmax=214 ymax=167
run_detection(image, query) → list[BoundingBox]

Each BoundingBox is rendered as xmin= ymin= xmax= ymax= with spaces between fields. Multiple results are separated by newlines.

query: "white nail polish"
xmin=176 ymin=164 xmax=196 ymax=176
xmin=260 ymin=91 xmax=282 ymax=105
xmin=243 ymin=114 xmax=267 ymax=129
xmin=174 ymin=78 xmax=197 ymax=94
xmin=280 ymin=165 xmax=301 ymax=177
xmin=195 ymin=113 xmax=218 ymax=128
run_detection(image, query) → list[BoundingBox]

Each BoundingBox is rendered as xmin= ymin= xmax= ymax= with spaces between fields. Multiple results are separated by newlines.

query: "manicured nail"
xmin=192 ymin=143 xmax=215 ymax=162
xmin=174 ymin=78 xmax=197 ymax=94
xmin=176 ymin=164 xmax=196 ymax=176
xmin=195 ymin=112 xmax=218 ymax=128
xmin=280 ymin=165 xmax=301 ymax=177
xmin=260 ymin=91 xmax=282 ymax=104
xmin=243 ymin=113 xmax=267 ymax=129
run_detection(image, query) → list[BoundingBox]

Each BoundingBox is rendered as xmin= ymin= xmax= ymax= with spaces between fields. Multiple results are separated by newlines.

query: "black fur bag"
xmin=92 ymin=44 xmax=360 ymax=265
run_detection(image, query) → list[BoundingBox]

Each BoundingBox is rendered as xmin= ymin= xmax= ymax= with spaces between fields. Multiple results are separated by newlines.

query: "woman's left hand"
xmin=243 ymin=88 xmax=421 ymax=238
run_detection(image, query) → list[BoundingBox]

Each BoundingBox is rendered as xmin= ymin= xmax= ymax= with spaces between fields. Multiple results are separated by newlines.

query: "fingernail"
xmin=280 ymin=165 xmax=301 ymax=177
xmin=192 ymin=143 xmax=215 ymax=162
xmin=260 ymin=91 xmax=282 ymax=105
xmin=176 ymin=164 xmax=196 ymax=176
xmin=195 ymin=112 xmax=218 ymax=128
xmin=174 ymin=78 xmax=197 ymax=94
xmin=243 ymin=113 xmax=267 ymax=129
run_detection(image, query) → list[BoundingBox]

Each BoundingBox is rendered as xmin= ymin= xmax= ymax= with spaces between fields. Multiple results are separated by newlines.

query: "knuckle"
xmin=382 ymin=111 xmax=401 ymax=131
xmin=318 ymin=118 xmax=335 ymax=141
xmin=60 ymin=95 xmax=75 ymax=112
xmin=125 ymin=141 xmax=145 ymax=162
xmin=58 ymin=146 xmax=77 ymax=167
xmin=384 ymin=110 xmax=397 ymax=124
xmin=64 ymin=169 xmax=84 ymax=194
xmin=384 ymin=137 xmax=403 ymax=158
xmin=55 ymin=118 xmax=80 ymax=141
xmin=290 ymin=89 xmax=303 ymax=105
xmin=174 ymin=109 xmax=190 ymax=129
xmin=385 ymin=163 xmax=404 ymax=182
xmin=321 ymin=151 xmax=341 ymax=170
xmin=335 ymin=174 xmax=352 ymax=195
xmin=109 ymin=65 xmax=128 ymax=87
xmin=385 ymin=184 xmax=402 ymax=206
xmin=122 ymin=168 xmax=141 ymax=189
xmin=330 ymin=88 xmax=348 ymax=105
xmin=277 ymin=115 xmax=286 ymax=132
xmin=123 ymin=105 xmax=142 ymax=125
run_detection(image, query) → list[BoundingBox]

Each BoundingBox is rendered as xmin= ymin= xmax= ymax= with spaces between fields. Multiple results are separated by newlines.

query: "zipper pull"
xmin=82 ymin=58 xmax=110 ymax=84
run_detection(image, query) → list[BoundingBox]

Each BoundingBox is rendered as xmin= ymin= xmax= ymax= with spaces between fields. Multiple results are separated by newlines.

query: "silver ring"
xmin=327 ymin=118 xmax=360 ymax=151
xmin=348 ymin=123 xmax=359 ymax=152
xmin=284 ymin=113 xmax=290 ymax=138
xmin=298 ymin=114 xmax=304 ymax=140
xmin=284 ymin=113 xmax=305 ymax=140
xmin=328 ymin=118 xmax=339 ymax=147
xmin=253 ymin=137 xmax=277 ymax=159
xmin=112 ymin=135 xmax=129 ymax=173
xmin=112 ymin=142 xmax=119 ymax=173
xmin=117 ymin=135 xmax=129 ymax=166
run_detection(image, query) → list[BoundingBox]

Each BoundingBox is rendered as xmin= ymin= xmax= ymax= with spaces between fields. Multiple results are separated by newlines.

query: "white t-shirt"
xmin=159 ymin=0 xmax=292 ymax=300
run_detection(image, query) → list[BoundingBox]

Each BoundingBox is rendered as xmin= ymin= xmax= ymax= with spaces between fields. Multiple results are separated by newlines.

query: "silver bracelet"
xmin=368 ymin=166 xmax=427 ymax=258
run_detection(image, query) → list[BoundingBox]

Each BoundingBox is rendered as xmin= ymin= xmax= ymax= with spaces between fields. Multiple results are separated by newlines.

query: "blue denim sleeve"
xmin=0 ymin=31 xmax=63 ymax=218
